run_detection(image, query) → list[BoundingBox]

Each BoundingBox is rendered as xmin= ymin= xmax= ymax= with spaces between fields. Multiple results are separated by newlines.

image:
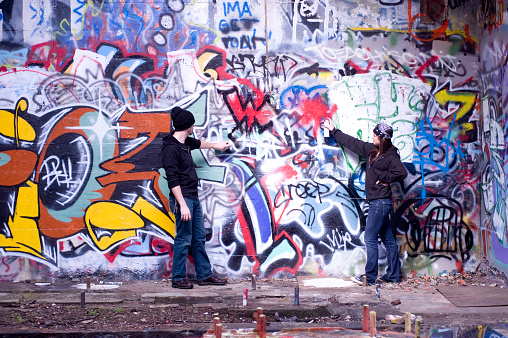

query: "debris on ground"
xmin=0 ymin=265 xmax=507 ymax=333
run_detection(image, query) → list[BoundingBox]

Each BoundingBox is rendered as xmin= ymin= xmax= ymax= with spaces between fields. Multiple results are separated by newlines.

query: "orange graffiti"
xmin=407 ymin=0 xmax=448 ymax=42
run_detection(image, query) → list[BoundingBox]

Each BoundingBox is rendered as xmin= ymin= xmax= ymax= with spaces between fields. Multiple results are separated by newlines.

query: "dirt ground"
xmin=0 ymin=264 xmax=507 ymax=335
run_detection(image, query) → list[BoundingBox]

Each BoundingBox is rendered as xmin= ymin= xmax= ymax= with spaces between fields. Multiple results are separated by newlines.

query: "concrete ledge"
xmin=216 ymin=304 xmax=333 ymax=319
xmin=0 ymin=292 xmax=21 ymax=305
xmin=36 ymin=292 xmax=123 ymax=304
xmin=141 ymin=291 xmax=222 ymax=305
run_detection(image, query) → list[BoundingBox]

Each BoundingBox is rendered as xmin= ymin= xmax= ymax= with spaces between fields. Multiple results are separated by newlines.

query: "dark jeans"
xmin=170 ymin=197 xmax=213 ymax=282
xmin=364 ymin=199 xmax=400 ymax=283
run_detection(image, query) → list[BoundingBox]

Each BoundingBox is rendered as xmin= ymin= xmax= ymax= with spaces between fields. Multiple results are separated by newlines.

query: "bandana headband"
xmin=373 ymin=122 xmax=393 ymax=139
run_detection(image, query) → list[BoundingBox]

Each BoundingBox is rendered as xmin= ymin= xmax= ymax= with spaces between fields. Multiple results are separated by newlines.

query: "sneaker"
xmin=378 ymin=276 xmax=398 ymax=283
xmin=172 ymin=279 xmax=194 ymax=289
xmin=197 ymin=275 xmax=227 ymax=286
xmin=353 ymin=276 xmax=374 ymax=286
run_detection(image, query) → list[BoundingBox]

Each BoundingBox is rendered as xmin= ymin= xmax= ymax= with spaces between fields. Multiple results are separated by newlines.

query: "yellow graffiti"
xmin=434 ymin=87 xmax=477 ymax=136
xmin=0 ymin=180 xmax=43 ymax=259
xmin=197 ymin=50 xmax=222 ymax=80
xmin=85 ymin=201 xmax=143 ymax=251
xmin=85 ymin=197 xmax=175 ymax=251
xmin=0 ymin=99 xmax=35 ymax=143
xmin=131 ymin=197 xmax=175 ymax=237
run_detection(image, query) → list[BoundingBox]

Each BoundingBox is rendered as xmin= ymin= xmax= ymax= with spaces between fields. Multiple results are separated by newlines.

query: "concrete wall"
xmin=479 ymin=0 xmax=508 ymax=277
xmin=0 ymin=0 xmax=497 ymax=281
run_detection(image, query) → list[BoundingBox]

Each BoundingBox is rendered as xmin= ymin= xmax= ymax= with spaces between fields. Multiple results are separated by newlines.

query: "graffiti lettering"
xmin=274 ymin=181 xmax=330 ymax=207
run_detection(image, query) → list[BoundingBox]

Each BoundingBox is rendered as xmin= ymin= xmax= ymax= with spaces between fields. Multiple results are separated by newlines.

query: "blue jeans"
xmin=170 ymin=197 xmax=213 ymax=282
xmin=364 ymin=199 xmax=400 ymax=283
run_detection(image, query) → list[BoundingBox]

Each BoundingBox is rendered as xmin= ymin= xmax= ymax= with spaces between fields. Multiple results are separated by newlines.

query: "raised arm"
xmin=323 ymin=118 xmax=375 ymax=158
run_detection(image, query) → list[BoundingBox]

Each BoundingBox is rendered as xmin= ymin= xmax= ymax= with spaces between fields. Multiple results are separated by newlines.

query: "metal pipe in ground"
xmin=215 ymin=323 xmax=222 ymax=338
xmin=369 ymin=311 xmax=376 ymax=337
xmin=259 ymin=314 xmax=266 ymax=338
xmin=405 ymin=312 xmax=411 ymax=333
xmin=362 ymin=304 xmax=369 ymax=332
xmin=80 ymin=291 xmax=85 ymax=308
xmin=415 ymin=318 xmax=422 ymax=337
xmin=256 ymin=308 xmax=263 ymax=332
xmin=214 ymin=317 xmax=220 ymax=337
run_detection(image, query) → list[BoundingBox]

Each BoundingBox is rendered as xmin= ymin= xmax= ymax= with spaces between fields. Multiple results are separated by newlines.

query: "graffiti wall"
xmin=0 ymin=0 xmax=493 ymax=281
xmin=479 ymin=0 xmax=508 ymax=276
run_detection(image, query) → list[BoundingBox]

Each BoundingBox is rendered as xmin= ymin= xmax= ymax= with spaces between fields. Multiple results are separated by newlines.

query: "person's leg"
xmin=364 ymin=199 xmax=385 ymax=284
xmin=379 ymin=201 xmax=400 ymax=282
xmin=171 ymin=197 xmax=193 ymax=282
xmin=188 ymin=198 xmax=213 ymax=281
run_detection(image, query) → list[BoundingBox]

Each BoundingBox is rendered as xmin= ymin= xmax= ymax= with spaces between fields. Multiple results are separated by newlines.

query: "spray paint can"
xmin=295 ymin=286 xmax=300 ymax=305
xmin=243 ymin=288 xmax=248 ymax=306
xmin=376 ymin=283 xmax=381 ymax=300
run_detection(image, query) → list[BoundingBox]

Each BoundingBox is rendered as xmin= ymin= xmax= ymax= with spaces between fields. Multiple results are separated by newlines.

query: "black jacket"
xmin=330 ymin=128 xmax=407 ymax=201
xmin=162 ymin=134 xmax=201 ymax=198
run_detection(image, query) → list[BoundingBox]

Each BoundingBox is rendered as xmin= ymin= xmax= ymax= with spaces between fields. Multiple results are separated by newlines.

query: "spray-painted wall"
xmin=0 ymin=0 xmax=496 ymax=281
xmin=479 ymin=0 xmax=508 ymax=276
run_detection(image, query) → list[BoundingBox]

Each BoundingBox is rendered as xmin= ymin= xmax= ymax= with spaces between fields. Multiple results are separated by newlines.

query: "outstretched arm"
xmin=200 ymin=140 xmax=232 ymax=151
xmin=323 ymin=118 xmax=375 ymax=158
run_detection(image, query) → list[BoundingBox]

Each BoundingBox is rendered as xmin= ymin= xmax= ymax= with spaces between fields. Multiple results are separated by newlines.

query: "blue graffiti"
xmin=414 ymin=116 xmax=465 ymax=201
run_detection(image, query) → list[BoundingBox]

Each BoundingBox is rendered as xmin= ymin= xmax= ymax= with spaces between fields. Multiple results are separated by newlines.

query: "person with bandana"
xmin=323 ymin=119 xmax=407 ymax=285
xmin=163 ymin=106 xmax=232 ymax=289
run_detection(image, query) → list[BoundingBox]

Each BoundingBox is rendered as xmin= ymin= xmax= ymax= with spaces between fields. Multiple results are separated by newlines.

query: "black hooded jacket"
xmin=162 ymin=133 xmax=201 ymax=198
xmin=330 ymin=128 xmax=407 ymax=201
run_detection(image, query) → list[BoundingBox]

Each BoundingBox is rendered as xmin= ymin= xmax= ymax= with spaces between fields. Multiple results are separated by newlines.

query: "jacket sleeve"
xmin=162 ymin=146 xmax=181 ymax=190
xmin=186 ymin=137 xmax=201 ymax=150
xmin=378 ymin=153 xmax=408 ymax=184
xmin=330 ymin=128 xmax=375 ymax=158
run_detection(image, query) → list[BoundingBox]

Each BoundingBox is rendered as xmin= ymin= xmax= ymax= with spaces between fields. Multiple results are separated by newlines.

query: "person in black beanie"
xmin=323 ymin=118 xmax=407 ymax=286
xmin=162 ymin=106 xmax=232 ymax=289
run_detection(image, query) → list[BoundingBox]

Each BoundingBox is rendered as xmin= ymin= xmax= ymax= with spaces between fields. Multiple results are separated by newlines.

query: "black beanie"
xmin=171 ymin=106 xmax=195 ymax=131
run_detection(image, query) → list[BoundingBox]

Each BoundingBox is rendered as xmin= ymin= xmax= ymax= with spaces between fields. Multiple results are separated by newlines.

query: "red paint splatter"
xmin=299 ymin=100 xmax=336 ymax=137
xmin=277 ymin=164 xmax=298 ymax=180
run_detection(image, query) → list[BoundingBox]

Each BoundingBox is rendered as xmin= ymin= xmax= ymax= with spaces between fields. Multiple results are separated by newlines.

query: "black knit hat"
xmin=171 ymin=106 xmax=195 ymax=131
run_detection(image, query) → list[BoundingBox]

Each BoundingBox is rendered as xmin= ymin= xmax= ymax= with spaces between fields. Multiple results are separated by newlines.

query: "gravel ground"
xmin=0 ymin=263 xmax=507 ymax=334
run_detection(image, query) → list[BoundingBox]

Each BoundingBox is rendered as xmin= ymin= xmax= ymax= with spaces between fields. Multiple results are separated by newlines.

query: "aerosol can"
xmin=376 ymin=283 xmax=381 ymax=300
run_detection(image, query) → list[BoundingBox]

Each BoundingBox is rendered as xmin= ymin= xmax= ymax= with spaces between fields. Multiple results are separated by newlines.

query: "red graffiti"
xmin=26 ymin=41 xmax=68 ymax=71
xmin=299 ymin=99 xmax=336 ymax=137
xmin=103 ymin=239 xmax=142 ymax=263
xmin=415 ymin=55 xmax=439 ymax=83
xmin=407 ymin=0 xmax=448 ymax=42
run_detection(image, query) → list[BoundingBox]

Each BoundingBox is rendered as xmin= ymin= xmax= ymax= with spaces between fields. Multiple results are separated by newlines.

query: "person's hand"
xmin=376 ymin=180 xmax=389 ymax=187
xmin=214 ymin=140 xmax=233 ymax=151
xmin=323 ymin=118 xmax=334 ymax=131
xmin=180 ymin=204 xmax=191 ymax=221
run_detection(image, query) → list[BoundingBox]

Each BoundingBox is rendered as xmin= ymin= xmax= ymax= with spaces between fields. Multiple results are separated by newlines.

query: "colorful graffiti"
xmin=0 ymin=0 xmax=502 ymax=281
xmin=479 ymin=24 xmax=508 ymax=274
